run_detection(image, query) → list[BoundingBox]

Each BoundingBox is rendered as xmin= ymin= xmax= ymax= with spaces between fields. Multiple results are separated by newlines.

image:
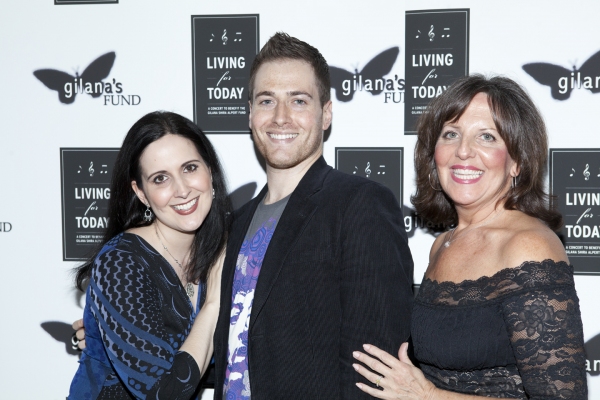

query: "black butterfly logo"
xmin=330 ymin=47 xmax=399 ymax=102
xmin=41 ymin=321 xmax=81 ymax=356
xmin=522 ymin=50 xmax=600 ymax=100
xmin=33 ymin=52 xmax=116 ymax=104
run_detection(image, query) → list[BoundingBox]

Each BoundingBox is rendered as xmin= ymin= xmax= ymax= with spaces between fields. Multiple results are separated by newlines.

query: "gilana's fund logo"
xmin=523 ymin=50 xmax=600 ymax=100
xmin=33 ymin=52 xmax=141 ymax=106
xmin=330 ymin=47 xmax=404 ymax=104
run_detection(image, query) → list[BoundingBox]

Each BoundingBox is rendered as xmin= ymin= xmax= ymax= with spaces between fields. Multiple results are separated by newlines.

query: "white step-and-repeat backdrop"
xmin=1 ymin=0 xmax=599 ymax=398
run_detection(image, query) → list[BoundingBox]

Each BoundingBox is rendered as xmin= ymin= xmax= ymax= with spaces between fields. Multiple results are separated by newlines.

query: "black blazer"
xmin=214 ymin=157 xmax=413 ymax=399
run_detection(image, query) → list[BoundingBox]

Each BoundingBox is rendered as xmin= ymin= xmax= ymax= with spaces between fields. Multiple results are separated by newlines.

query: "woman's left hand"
xmin=353 ymin=342 xmax=437 ymax=400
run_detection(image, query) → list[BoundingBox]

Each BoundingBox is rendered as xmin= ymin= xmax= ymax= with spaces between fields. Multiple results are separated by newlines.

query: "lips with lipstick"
xmin=450 ymin=166 xmax=483 ymax=183
xmin=171 ymin=197 xmax=199 ymax=215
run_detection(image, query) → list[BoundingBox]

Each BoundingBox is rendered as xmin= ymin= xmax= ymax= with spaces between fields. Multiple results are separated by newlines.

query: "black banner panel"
xmin=404 ymin=9 xmax=469 ymax=134
xmin=60 ymin=148 xmax=119 ymax=261
xmin=550 ymin=149 xmax=600 ymax=275
xmin=55 ymin=0 xmax=117 ymax=4
xmin=335 ymin=147 xmax=403 ymax=204
xmin=192 ymin=14 xmax=259 ymax=133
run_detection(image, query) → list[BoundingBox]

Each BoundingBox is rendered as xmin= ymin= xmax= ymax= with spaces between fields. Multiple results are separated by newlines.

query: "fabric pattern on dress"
xmin=412 ymin=259 xmax=587 ymax=399
xmin=68 ymin=233 xmax=204 ymax=400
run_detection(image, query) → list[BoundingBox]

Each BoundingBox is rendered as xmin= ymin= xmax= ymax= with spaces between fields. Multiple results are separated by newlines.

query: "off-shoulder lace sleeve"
xmin=502 ymin=284 xmax=587 ymax=399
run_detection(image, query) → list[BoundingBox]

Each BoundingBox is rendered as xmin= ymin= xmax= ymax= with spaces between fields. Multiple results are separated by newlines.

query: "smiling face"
xmin=131 ymin=134 xmax=213 ymax=235
xmin=434 ymin=92 xmax=518 ymax=210
xmin=249 ymin=59 xmax=332 ymax=171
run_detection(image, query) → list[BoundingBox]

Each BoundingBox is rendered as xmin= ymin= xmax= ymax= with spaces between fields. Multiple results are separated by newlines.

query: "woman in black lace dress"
xmin=353 ymin=75 xmax=587 ymax=399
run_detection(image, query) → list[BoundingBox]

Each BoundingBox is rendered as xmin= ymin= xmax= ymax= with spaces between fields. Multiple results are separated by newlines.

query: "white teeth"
xmin=452 ymin=169 xmax=483 ymax=180
xmin=173 ymin=197 xmax=197 ymax=211
xmin=269 ymin=133 xmax=298 ymax=140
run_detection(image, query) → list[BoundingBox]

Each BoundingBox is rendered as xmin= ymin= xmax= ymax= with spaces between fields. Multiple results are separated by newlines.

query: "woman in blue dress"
xmin=68 ymin=111 xmax=232 ymax=399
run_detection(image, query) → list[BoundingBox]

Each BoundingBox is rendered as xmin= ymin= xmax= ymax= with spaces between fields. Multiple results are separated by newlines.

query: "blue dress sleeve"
xmin=88 ymin=245 xmax=201 ymax=399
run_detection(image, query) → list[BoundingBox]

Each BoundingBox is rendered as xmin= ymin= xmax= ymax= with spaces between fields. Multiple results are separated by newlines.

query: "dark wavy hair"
xmin=248 ymin=32 xmax=331 ymax=106
xmin=411 ymin=74 xmax=562 ymax=230
xmin=75 ymin=111 xmax=232 ymax=290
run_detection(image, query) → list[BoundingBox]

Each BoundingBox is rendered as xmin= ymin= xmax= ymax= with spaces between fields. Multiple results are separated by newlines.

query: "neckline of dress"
xmin=122 ymin=232 xmax=201 ymax=313
xmin=422 ymin=259 xmax=571 ymax=288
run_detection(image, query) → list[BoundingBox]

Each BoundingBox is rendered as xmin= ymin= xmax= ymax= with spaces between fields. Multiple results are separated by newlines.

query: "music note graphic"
xmin=597 ymin=167 xmax=600 ymax=178
xmin=441 ymin=27 xmax=450 ymax=38
xmin=428 ymin=25 xmax=435 ymax=41
xmin=583 ymin=164 xmax=590 ymax=180
xmin=209 ymin=33 xmax=215 ymax=42
xmin=100 ymin=164 xmax=108 ymax=174
xmin=88 ymin=161 xmax=95 ymax=177
xmin=234 ymin=32 xmax=242 ymax=42
xmin=221 ymin=29 xmax=228 ymax=45
xmin=77 ymin=165 xmax=82 ymax=174
xmin=365 ymin=162 xmax=372 ymax=178
xmin=570 ymin=168 xmax=575 ymax=177
xmin=353 ymin=166 xmax=358 ymax=175
xmin=377 ymin=165 xmax=386 ymax=175
xmin=416 ymin=30 xmax=421 ymax=38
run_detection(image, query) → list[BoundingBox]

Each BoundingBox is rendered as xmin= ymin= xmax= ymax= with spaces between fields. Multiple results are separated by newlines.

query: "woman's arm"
xmin=179 ymin=250 xmax=224 ymax=374
xmin=502 ymin=283 xmax=587 ymax=399
xmin=90 ymin=247 xmax=223 ymax=399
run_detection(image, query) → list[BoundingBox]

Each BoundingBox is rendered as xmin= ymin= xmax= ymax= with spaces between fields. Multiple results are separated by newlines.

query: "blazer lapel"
xmin=249 ymin=157 xmax=332 ymax=329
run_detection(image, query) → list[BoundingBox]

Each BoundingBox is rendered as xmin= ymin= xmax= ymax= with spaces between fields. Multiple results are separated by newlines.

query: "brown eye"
xmin=184 ymin=164 xmax=198 ymax=173
xmin=153 ymin=175 xmax=167 ymax=184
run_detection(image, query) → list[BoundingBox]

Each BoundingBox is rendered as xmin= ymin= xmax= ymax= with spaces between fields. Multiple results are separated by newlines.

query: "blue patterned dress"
xmin=68 ymin=233 xmax=205 ymax=399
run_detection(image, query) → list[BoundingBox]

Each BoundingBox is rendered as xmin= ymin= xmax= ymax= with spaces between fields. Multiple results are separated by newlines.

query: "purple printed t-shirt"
xmin=223 ymin=195 xmax=289 ymax=399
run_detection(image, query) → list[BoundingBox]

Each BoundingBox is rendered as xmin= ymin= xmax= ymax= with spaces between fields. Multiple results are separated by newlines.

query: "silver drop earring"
xmin=212 ymin=188 xmax=215 ymax=199
xmin=511 ymin=176 xmax=517 ymax=189
xmin=144 ymin=205 xmax=153 ymax=222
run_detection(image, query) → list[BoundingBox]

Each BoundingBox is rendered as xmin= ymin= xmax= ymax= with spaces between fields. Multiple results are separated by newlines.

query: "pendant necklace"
xmin=444 ymin=208 xmax=504 ymax=248
xmin=154 ymin=225 xmax=194 ymax=299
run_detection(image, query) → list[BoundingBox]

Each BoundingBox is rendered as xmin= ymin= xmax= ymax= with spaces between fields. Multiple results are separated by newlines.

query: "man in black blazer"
xmin=214 ymin=32 xmax=414 ymax=400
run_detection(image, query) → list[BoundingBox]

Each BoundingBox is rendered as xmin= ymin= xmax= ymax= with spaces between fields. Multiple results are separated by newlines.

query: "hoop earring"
xmin=144 ymin=205 xmax=153 ymax=222
xmin=212 ymin=188 xmax=215 ymax=199
xmin=511 ymin=175 xmax=518 ymax=189
xmin=428 ymin=173 xmax=442 ymax=192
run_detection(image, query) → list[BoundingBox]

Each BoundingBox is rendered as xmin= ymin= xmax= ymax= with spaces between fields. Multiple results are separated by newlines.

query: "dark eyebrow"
xmin=289 ymin=91 xmax=312 ymax=98
xmin=254 ymin=90 xmax=274 ymax=99
xmin=254 ymin=90 xmax=313 ymax=99
xmin=146 ymin=159 xmax=203 ymax=180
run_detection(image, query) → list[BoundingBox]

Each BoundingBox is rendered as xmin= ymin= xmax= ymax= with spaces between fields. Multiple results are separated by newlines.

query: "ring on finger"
xmin=375 ymin=376 xmax=382 ymax=388
xmin=71 ymin=332 xmax=81 ymax=351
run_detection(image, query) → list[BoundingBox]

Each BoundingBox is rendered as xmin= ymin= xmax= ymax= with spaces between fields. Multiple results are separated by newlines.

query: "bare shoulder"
xmin=502 ymin=212 xmax=568 ymax=268
xmin=429 ymin=231 xmax=450 ymax=262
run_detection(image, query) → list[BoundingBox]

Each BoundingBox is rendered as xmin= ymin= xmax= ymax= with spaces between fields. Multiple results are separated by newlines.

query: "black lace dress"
xmin=412 ymin=260 xmax=587 ymax=399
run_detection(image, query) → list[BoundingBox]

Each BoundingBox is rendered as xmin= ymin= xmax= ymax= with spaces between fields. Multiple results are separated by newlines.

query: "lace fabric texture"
xmin=412 ymin=260 xmax=587 ymax=399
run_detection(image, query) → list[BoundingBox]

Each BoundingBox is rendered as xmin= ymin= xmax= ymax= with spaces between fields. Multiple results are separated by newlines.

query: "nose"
xmin=273 ymin=102 xmax=291 ymax=126
xmin=456 ymin=136 xmax=476 ymax=160
xmin=172 ymin=176 xmax=191 ymax=199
